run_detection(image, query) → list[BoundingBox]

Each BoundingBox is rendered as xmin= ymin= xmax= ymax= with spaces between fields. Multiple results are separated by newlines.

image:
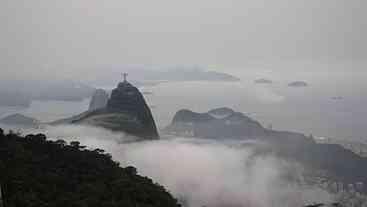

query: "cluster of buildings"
xmin=316 ymin=137 xmax=367 ymax=158
xmin=325 ymin=181 xmax=365 ymax=194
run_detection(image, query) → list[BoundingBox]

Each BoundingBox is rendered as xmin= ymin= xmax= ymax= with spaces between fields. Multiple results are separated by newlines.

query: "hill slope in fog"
xmin=165 ymin=108 xmax=367 ymax=189
xmin=0 ymin=128 xmax=180 ymax=207
xmin=51 ymin=80 xmax=159 ymax=139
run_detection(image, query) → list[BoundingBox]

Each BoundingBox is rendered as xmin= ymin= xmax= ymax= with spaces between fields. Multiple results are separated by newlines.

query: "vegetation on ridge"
xmin=0 ymin=128 xmax=180 ymax=207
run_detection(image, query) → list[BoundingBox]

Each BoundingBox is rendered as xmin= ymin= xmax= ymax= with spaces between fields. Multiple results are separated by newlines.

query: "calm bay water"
xmin=0 ymin=99 xmax=90 ymax=123
xmin=1 ymin=72 xmax=366 ymax=140
xmin=145 ymin=80 xmax=367 ymax=140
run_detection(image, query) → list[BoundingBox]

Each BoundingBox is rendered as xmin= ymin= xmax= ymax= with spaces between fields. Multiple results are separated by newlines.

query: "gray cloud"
xmin=18 ymin=125 xmax=334 ymax=207
xmin=1 ymin=0 xmax=366 ymax=80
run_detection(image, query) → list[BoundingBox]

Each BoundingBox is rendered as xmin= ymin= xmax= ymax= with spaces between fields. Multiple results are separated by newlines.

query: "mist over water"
xmin=1 ymin=61 xmax=367 ymax=141
xmin=1 ymin=65 xmax=365 ymax=205
xmin=0 ymin=98 xmax=91 ymax=122
xmin=146 ymin=79 xmax=367 ymax=141
xmin=1 ymin=1 xmax=367 ymax=205
xmin=18 ymin=125 xmax=334 ymax=207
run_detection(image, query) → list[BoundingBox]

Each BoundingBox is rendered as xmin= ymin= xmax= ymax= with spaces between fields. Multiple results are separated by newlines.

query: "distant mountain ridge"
xmin=164 ymin=107 xmax=367 ymax=188
xmin=85 ymin=67 xmax=240 ymax=86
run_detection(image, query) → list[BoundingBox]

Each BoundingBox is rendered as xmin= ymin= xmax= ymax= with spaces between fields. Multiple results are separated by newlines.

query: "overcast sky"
xmin=1 ymin=0 xmax=366 ymax=80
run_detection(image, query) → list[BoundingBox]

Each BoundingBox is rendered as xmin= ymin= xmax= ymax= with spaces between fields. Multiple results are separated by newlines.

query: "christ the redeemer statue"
xmin=123 ymin=73 xmax=128 ymax=82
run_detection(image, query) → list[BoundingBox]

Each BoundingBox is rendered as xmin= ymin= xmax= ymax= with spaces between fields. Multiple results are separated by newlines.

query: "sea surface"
xmin=0 ymin=99 xmax=90 ymax=123
xmin=1 ymin=67 xmax=366 ymax=141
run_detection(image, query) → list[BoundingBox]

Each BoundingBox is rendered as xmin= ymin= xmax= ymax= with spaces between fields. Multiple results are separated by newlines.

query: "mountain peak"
xmin=53 ymin=81 xmax=159 ymax=139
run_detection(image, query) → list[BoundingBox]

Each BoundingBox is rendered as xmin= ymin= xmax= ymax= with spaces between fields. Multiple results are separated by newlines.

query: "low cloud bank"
xmin=21 ymin=125 xmax=333 ymax=207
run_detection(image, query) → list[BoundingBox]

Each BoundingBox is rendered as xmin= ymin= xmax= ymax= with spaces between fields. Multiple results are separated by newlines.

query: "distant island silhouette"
xmin=288 ymin=81 xmax=309 ymax=87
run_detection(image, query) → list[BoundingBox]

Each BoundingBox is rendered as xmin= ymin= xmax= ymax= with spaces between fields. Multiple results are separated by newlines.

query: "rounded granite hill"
xmin=52 ymin=80 xmax=159 ymax=139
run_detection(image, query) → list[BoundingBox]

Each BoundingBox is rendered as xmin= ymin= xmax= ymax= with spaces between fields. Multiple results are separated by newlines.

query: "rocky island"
xmin=254 ymin=78 xmax=273 ymax=84
xmin=288 ymin=81 xmax=309 ymax=87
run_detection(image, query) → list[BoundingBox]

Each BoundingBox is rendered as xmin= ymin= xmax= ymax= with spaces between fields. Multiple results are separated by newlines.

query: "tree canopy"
xmin=0 ymin=128 xmax=180 ymax=207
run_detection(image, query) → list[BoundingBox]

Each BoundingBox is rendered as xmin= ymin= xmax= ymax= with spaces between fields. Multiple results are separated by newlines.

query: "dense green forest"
xmin=0 ymin=128 xmax=180 ymax=207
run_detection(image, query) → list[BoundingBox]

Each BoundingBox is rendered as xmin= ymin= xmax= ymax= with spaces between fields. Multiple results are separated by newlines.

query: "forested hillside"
xmin=0 ymin=128 xmax=180 ymax=207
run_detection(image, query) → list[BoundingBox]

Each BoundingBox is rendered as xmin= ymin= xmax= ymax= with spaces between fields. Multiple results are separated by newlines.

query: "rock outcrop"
xmin=52 ymin=81 xmax=159 ymax=139
xmin=254 ymin=78 xmax=273 ymax=84
xmin=165 ymin=108 xmax=267 ymax=139
xmin=164 ymin=107 xmax=367 ymax=187
xmin=164 ymin=107 xmax=315 ymax=148
xmin=88 ymin=89 xmax=109 ymax=111
xmin=103 ymin=81 xmax=159 ymax=138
